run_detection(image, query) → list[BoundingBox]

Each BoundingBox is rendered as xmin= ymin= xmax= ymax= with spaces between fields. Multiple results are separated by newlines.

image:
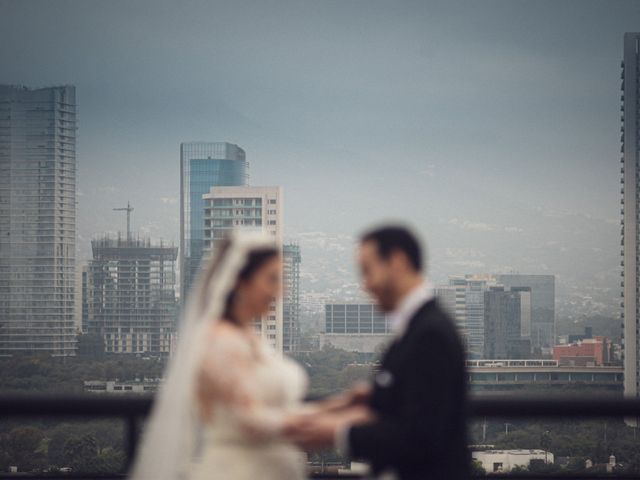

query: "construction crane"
xmin=113 ymin=201 xmax=134 ymax=241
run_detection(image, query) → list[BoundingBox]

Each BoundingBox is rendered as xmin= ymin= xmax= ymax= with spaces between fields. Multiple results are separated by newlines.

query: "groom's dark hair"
xmin=361 ymin=225 xmax=423 ymax=272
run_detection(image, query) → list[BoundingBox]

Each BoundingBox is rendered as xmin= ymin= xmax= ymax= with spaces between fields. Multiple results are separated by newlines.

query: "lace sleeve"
xmin=195 ymin=328 xmax=285 ymax=439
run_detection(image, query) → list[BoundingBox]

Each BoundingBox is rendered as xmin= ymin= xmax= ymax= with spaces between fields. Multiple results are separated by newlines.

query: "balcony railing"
xmin=1 ymin=394 xmax=640 ymax=479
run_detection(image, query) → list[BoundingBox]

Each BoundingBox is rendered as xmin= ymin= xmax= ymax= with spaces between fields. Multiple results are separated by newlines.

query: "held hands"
xmin=283 ymin=404 xmax=376 ymax=450
xmin=309 ymin=381 xmax=373 ymax=414
xmin=282 ymin=382 xmax=374 ymax=450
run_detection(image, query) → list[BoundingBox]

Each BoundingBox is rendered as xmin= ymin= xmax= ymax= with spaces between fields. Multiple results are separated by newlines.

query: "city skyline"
xmin=1 ymin=4 xmax=639 ymax=476
xmin=1 ymin=1 xmax=637 ymax=309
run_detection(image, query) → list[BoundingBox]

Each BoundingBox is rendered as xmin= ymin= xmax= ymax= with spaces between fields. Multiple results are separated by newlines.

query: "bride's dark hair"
xmin=200 ymin=236 xmax=279 ymax=324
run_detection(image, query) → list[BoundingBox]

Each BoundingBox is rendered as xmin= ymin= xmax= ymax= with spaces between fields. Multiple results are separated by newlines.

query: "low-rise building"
xmin=553 ymin=336 xmax=611 ymax=366
xmin=83 ymin=379 xmax=160 ymax=394
xmin=320 ymin=303 xmax=392 ymax=355
xmin=472 ymin=449 xmax=553 ymax=473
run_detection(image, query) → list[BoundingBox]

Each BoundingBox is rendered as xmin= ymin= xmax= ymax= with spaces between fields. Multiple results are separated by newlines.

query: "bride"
xmin=131 ymin=231 xmax=372 ymax=480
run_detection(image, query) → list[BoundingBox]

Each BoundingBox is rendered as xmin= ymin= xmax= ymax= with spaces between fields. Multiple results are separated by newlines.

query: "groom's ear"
xmin=387 ymin=248 xmax=412 ymax=273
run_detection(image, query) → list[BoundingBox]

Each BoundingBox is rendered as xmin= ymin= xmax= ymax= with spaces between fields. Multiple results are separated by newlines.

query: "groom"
xmin=288 ymin=225 xmax=470 ymax=480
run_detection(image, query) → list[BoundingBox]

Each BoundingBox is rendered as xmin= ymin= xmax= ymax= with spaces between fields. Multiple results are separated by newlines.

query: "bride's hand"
xmin=340 ymin=404 xmax=377 ymax=425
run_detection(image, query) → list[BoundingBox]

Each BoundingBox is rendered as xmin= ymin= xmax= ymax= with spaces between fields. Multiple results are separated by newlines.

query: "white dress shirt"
xmin=334 ymin=279 xmax=436 ymax=461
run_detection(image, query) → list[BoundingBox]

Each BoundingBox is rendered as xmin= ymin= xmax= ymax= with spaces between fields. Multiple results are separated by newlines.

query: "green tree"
xmin=6 ymin=426 xmax=46 ymax=471
xmin=47 ymin=424 xmax=78 ymax=467
xmin=470 ymin=459 xmax=486 ymax=475
xmin=63 ymin=434 xmax=99 ymax=472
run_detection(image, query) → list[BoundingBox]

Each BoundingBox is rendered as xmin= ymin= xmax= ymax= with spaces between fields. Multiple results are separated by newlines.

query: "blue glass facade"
xmin=180 ymin=143 xmax=247 ymax=301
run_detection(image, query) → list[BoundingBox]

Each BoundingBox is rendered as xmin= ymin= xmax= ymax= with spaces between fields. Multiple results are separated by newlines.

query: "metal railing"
xmin=1 ymin=394 xmax=640 ymax=479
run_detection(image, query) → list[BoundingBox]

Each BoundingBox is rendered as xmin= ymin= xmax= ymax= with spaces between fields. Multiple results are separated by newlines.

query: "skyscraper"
xmin=202 ymin=186 xmax=283 ymax=351
xmin=439 ymin=276 xmax=490 ymax=359
xmin=511 ymin=286 xmax=532 ymax=341
xmin=483 ymin=287 xmax=529 ymax=359
xmin=465 ymin=277 xmax=489 ymax=358
xmin=82 ymin=236 xmax=178 ymax=355
xmin=283 ymin=243 xmax=301 ymax=353
xmin=621 ymin=32 xmax=640 ymax=404
xmin=0 ymin=85 xmax=77 ymax=356
xmin=496 ymin=274 xmax=555 ymax=351
xmin=179 ymin=142 xmax=248 ymax=302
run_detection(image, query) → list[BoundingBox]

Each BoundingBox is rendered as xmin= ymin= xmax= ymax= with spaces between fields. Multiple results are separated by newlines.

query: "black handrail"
xmin=1 ymin=394 xmax=640 ymax=479
xmin=469 ymin=397 xmax=640 ymax=418
xmin=3 ymin=394 xmax=640 ymax=418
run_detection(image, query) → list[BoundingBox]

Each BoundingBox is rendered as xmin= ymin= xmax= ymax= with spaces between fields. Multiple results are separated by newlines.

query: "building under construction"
xmin=82 ymin=235 xmax=178 ymax=355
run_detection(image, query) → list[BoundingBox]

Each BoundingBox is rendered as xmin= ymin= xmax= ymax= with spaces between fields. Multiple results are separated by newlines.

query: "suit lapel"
xmin=372 ymin=300 xmax=438 ymax=406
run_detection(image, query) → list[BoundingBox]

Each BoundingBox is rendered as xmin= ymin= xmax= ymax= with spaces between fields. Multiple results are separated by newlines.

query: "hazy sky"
xmin=1 ymin=0 xmax=639 ymax=297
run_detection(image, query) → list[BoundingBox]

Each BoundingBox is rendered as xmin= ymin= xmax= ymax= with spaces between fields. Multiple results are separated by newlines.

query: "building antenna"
xmin=113 ymin=201 xmax=134 ymax=241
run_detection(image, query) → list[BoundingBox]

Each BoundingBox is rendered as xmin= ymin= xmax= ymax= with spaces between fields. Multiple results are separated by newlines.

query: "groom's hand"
xmin=346 ymin=382 xmax=372 ymax=406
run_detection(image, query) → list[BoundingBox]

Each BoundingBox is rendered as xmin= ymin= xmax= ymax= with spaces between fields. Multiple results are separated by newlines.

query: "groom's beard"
xmin=374 ymin=281 xmax=397 ymax=313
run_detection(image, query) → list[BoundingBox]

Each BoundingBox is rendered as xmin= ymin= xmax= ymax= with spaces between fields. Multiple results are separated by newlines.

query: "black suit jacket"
xmin=348 ymin=299 xmax=470 ymax=480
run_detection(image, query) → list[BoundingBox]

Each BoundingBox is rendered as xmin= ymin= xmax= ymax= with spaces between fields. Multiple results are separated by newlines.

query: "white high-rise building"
xmin=621 ymin=32 xmax=640 ymax=405
xmin=439 ymin=276 xmax=492 ymax=359
xmin=0 ymin=85 xmax=77 ymax=356
xmin=202 ymin=186 xmax=283 ymax=352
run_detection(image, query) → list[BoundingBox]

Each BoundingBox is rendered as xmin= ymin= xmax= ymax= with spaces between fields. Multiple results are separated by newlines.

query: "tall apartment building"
xmin=82 ymin=236 xmax=178 ymax=355
xmin=0 ymin=85 xmax=77 ymax=355
xmin=180 ymin=142 xmax=248 ymax=301
xmin=202 ymin=186 xmax=283 ymax=351
xmin=283 ymin=243 xmax=301 ymax=353
xmin=621 ymin=32 xmax=640 ymax=404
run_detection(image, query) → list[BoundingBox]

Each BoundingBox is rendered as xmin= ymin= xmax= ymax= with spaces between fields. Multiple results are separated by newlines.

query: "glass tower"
xmin=0 ymin=85 xmax=77 ymax=355
xmin=179 ymin=142 xmax=248 ymax=301
xmin=483 ymin=287 xmax=530 ymax=360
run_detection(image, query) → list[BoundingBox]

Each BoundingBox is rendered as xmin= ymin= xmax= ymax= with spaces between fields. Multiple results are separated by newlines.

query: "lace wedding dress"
xmin=189 ymin=332 xmax=309 ymax=480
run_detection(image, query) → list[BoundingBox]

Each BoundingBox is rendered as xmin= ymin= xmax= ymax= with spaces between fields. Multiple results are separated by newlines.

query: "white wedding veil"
xmin=130 ymin=230 xmax=278 ymax=480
